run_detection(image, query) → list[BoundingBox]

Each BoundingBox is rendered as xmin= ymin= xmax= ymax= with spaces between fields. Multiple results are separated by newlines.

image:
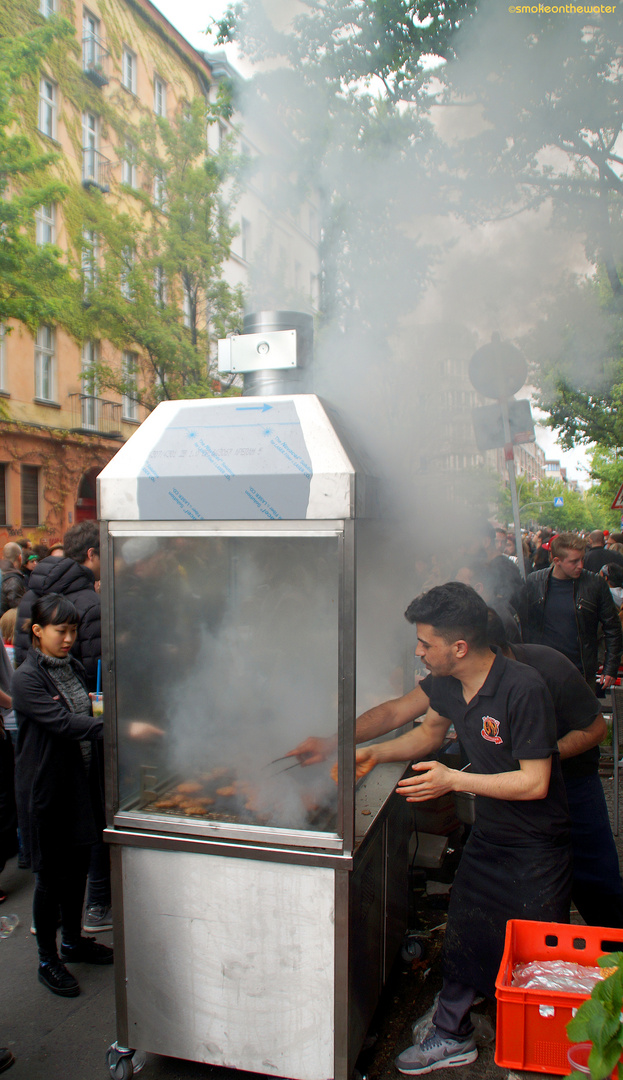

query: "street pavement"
xmin=2 ymin=769 xmax=620 ymax=1080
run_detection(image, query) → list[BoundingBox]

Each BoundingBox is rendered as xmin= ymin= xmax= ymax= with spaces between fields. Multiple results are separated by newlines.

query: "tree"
xmin=496 ymin=475 xmax=602 ymax=533
xmin=78 ymin=96 xmax=244 ymax=410
xmin=436 ymin=6 xmax=623 ymax=451
xmin=216 ymin=0 xmax=474 ymax=338
xmin=0 ymin=19 xmax=81 ymax=334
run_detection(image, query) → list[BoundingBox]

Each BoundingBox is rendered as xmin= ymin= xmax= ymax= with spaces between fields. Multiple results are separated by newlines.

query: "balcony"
xmin=82 ymin=33 xmax=110 ymax=86
xmin=82 ymin=147 xmax=111 ymax=193
xmin=69 ymin=394 xmax=122 ymax=438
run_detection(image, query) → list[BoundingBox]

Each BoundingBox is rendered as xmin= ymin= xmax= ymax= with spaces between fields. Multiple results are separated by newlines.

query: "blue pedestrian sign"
xmin=554 ymin=496 xmax=564 ymax=508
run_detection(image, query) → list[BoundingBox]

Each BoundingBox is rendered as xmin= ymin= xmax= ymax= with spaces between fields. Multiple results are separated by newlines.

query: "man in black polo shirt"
xmin=358 ymin=583 xmax=571 ymax=1075
xmin=583 ymin=531 xmax=623 ymax=574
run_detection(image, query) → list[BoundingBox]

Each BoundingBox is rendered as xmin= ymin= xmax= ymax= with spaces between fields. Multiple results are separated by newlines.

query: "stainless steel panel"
xmin=348 ymin=833 xmax=384 ymax=1072
xmin=106 ymin=826 xmax=351 ymax=868
xmin=108 ymin=520 xmax=346 ymax=535
xmin=113 ymin=811 xmax=343 ymax=851
xmin=120 ymin=847 xmax=335 ymax=1080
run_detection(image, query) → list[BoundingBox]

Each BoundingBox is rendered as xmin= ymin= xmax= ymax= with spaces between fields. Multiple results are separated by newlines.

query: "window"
xmin=35 ymin=203 xmax=56 ymax=246
xmin=121 ymin=140 xmax=136 ymax=187
xmin=81 ymin=339 xmax=99 ymax=429
xmin=122 ymin=47 xmax=136 ymax=94
xmin=153 ymin=265 xmax=167 ymax=307
xmin=82 ymin=110 xmax=98 ymax=182
xmin=122 ymin=351 xmax=139 ymax=421
xmin=309 ymin=206 xmax=318 ymax=243
xmin=120 ymin=246 xmax=134 ymax=300
xmin=82 ymin=228 xmax=98 ymax=296
xmin=39 ymin=0 xmax=55 ymax=16
xmin=153 ymin=171 xmax=167 ymax=210
xmin=21 ymin=466 xmax=40 ymax=528
xmin=38 ymin=78 xmax=56 ymax=139
xmin=82 ymin=10 xmax=100 ymax=70
xmin=0 ymin=464 xmax=7 ymax=526
xmin=241 ymin=218 xmax=251 ymax=262
xmin=34 ymin=325 xmax=55 ymax=401
xmin=153 ymin=76 xmax=166 ymax=117
xmin=182 ymin=283 xmax=192 ymax=328
xmin=0 ymin=326 xmax=6 ymax=393
xmin=310 ymin=272 xmax=319 ymax=307
xmin=217 ymin=122 xmax=227 ymax=147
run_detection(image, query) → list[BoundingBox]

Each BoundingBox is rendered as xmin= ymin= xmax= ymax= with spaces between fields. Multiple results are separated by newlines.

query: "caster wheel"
xmin=401 ymin=933 xmax=426 ymax=963
xmin=106 ymin=1046 xmax=134 ymax=1079
xmin=109 ymin=1060 xmax=133 ymax=1080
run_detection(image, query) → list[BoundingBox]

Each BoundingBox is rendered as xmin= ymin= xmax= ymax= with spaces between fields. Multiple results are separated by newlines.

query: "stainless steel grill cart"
xmin=100 ymin=319 xmax=411 ymax=1080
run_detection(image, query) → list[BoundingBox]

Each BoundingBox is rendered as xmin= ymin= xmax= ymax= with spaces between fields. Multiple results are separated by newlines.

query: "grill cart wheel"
xmin=106 ymin=1043 xmax=144 ymax=1079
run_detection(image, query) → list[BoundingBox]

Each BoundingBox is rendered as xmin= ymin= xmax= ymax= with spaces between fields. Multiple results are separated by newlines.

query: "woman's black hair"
xmin=30 ymin=593 xmax=80 ymax=643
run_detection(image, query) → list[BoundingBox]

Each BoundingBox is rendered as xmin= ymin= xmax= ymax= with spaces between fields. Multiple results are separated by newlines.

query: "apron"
xmin=443 ymin=829 xmax=572 ymax=998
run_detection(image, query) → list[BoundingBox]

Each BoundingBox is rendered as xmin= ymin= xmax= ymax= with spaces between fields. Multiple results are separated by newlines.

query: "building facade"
xmin=0 ymin=2 xmax=319 ymax=545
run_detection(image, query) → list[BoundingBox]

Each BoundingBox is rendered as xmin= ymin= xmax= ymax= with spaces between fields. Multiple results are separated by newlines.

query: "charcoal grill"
xmin=99 ymin=312 xmax=411 ymax=1080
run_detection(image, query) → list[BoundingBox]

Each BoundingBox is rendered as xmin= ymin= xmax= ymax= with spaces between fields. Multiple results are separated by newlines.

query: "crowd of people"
xmin=0 ymin=517 xmax=622 ymax=1076
xmin=0 ymin=522 xmax=109 ymax=1075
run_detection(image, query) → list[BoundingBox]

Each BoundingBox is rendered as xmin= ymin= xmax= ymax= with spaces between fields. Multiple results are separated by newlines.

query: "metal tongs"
xmin=264 ymin=753 xmax=312 ymax=774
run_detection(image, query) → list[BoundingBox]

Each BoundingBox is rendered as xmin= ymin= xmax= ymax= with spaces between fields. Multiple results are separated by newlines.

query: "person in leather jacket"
xmin=525 ymin=532 xmax=623 ymax=686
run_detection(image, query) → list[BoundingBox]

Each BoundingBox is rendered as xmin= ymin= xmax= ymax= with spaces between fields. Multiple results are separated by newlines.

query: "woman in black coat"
xmin=13 ymin=594 xmax=112 ymax=998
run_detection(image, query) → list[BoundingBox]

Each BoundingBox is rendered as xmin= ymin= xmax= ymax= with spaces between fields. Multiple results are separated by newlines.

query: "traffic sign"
xmin=612 ymin=482 xmax=623 ymax=510
xmin=554 ymin=496 xmax=564 ymax=508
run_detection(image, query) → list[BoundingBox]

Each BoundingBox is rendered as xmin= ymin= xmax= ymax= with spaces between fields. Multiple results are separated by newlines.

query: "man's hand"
xmin=355 ymin=746 xmax=380 ymax=777
xmin=396 ymin=760 xmax=457 ymax=802
xmin=286 ymin=735 xmax=337 ymax=766
xmin=599 ymin=674 xmax=616 ymax=689
xmin=128 ymin=721 xmax=166 ymax=741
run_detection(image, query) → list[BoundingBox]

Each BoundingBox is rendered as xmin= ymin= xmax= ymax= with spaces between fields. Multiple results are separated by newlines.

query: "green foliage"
xmin=496 ymin=475 xmax=603 ymax=532
xmin=0 ymin=17 xmax=82 ymax=333
xmin=0 ymin=11 xmax=243 ymax=409
xmin=567 ymin=954 xmax=623 ymax=1080
xmin=80 ymin=96 xmax=243 ymax=409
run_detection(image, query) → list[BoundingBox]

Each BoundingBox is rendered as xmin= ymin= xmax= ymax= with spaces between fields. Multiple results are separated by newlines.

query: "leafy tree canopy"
xmin=0 ymin=18 xmax=81 ymax=333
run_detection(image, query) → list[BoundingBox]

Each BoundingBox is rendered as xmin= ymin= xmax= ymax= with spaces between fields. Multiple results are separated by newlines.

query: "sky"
xmin=151 ymin=0 xmax=591 ymax=487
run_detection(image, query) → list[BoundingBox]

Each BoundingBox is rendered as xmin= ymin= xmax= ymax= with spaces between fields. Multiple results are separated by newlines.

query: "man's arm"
xmin=558 ymin=714 xmax=607 ymax=760
xmin=355 ymin=706 xmax=452 ymax=770
xmin=396 ymin=756 xmax=551 ymax=802
xmin=288 ymin=683 xmax=431 ymax=765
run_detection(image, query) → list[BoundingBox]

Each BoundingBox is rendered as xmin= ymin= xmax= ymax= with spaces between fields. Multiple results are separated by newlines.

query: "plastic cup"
xmin=568 ymin=1044 xmax=592 ymax=1075
xmin=0 ymin=914 xmax=19 ymax=939
xmin=568 ymin=1044 xmax=620 ymax=1079
xmin=90 ymin=692 xmax=104 ymax=718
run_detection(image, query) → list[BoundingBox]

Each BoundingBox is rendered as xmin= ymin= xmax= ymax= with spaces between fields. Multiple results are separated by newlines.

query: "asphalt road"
xmin=2 ymin=767 xmax=619 ymax=1080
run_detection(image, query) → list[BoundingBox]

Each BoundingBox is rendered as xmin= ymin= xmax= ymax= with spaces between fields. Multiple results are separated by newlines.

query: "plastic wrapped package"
xmin=512 ymin=960 xmax=609 ymax=993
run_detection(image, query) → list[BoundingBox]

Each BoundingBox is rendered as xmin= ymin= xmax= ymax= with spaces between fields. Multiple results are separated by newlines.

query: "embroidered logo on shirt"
xmin=481 ymin=715 xmax=503 ymax=744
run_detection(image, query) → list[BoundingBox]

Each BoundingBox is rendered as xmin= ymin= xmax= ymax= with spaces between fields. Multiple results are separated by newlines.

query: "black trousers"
xmin=33 ymin=843 xmax=91 ymax=962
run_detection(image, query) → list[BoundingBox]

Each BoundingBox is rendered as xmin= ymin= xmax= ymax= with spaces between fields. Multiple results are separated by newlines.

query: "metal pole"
xmin=500 ymin=397 xmax=526 ymax=582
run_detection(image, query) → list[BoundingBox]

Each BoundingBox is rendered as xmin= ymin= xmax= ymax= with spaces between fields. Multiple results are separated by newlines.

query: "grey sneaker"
xmin=395 ymin=1030 xmax=478 ymax=1075
xmin=82 ymin=904 xmax=112 ymax=933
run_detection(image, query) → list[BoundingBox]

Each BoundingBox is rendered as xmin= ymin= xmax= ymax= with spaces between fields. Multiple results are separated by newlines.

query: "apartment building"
xmin=0 ymin=3 xmax=319 ymax=544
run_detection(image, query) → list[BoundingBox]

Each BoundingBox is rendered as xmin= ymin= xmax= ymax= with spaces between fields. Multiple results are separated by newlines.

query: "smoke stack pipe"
xmin=242 ymin=310 xmax=314 ymax=397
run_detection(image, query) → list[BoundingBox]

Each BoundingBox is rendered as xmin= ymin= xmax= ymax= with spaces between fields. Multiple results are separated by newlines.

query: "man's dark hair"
xmin=603 ymin=563 xmax=623 ymax=589
xmin=486 ymin=608 xmax=510 ymax=651
xmin=404 ymin=581 xmax=489 ymax=650
xmin=610 ymin=533 xmax=623 ymax=546
xmin=63 ymin=520 xmax=100 ymax=564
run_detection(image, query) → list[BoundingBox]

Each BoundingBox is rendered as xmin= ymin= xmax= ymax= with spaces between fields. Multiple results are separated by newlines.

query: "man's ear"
xmin=454 ymin=639 xmax=469 ymax=660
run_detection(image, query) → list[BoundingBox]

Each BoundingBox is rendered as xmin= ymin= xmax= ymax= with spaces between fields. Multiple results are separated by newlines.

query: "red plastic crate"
xmin=495 ymin=920 xmax=623 ymax=1075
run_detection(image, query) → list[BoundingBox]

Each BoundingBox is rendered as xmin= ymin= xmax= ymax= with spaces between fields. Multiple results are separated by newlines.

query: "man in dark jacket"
xmin=0 ymin=543 xmax=26 ymax=617
xmin=525 ymin=531 xmax=622 ymax=687
xmin=14 ymin=522 xmax=100 ymax=690
xmin=583 ymin=530 xmax=623 ymax=574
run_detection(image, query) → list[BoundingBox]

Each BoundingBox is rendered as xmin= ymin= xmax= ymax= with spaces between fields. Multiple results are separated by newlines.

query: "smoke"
xmin=229 ymin=0 xmax=610 ymax=520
